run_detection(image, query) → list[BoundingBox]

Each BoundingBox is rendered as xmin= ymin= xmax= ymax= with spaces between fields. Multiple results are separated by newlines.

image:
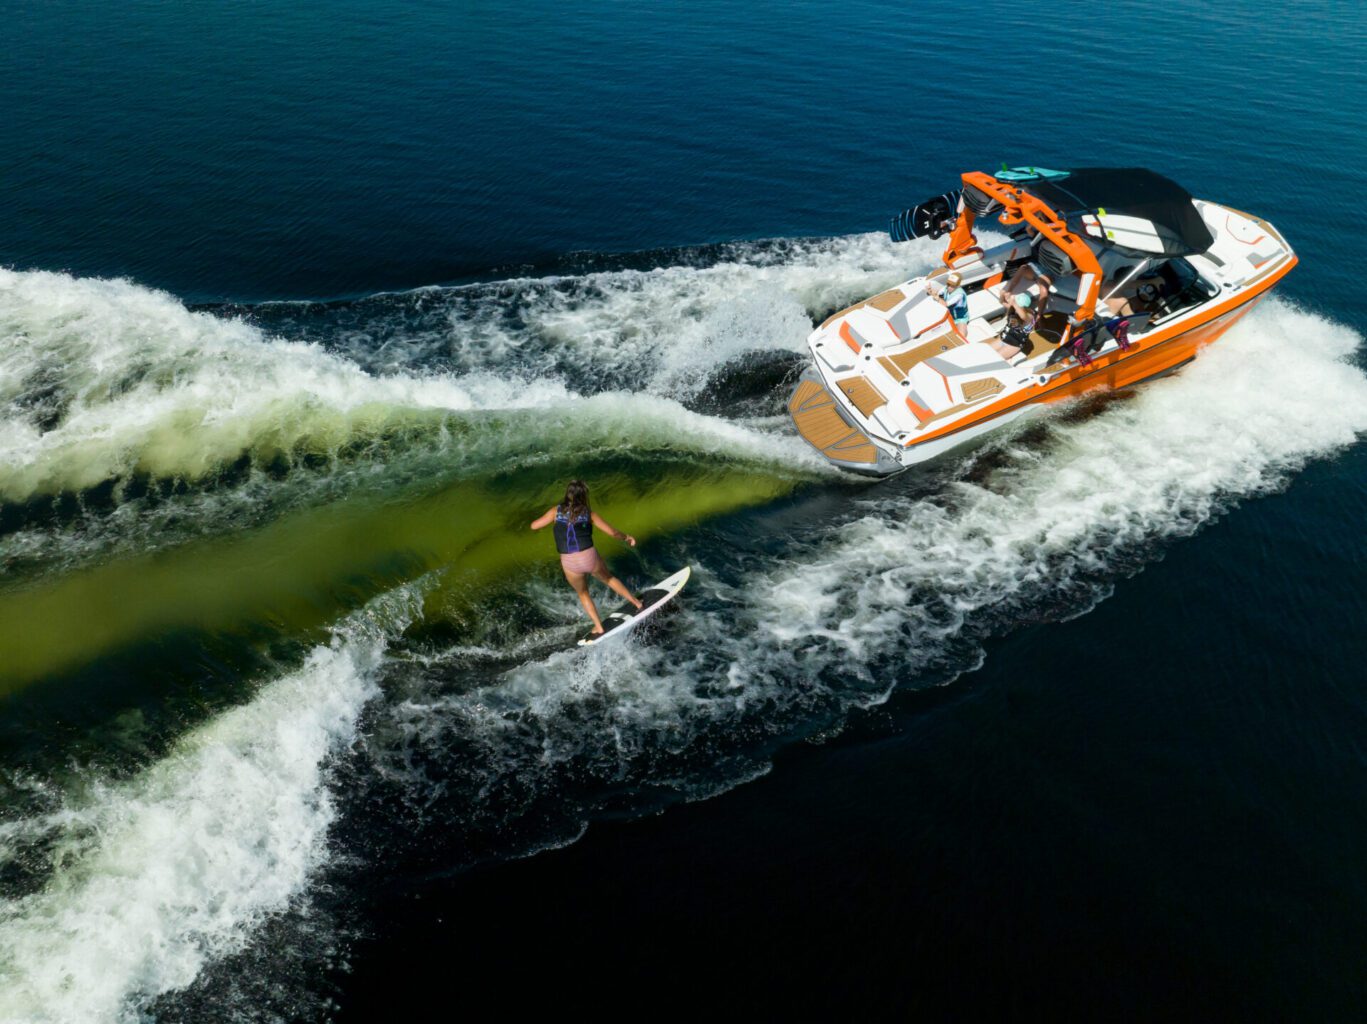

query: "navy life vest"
xmin=553 ymin=505 xmax=593 ymax=554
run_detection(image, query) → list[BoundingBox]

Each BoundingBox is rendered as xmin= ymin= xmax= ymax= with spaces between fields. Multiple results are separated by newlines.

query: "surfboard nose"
xmin=575 ymin=566 xmax=692 ymax=648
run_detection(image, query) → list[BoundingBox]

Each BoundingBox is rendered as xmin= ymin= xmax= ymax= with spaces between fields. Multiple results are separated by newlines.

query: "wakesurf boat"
xmin=790 ymin=166 xmax=1296 ymax=474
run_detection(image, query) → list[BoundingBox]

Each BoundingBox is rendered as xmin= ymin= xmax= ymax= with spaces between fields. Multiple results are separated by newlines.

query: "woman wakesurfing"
xmin=531 ymin=480 xmax=644 ymax=635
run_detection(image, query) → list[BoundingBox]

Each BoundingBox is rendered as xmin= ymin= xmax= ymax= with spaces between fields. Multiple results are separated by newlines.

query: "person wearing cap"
xmin=927 ymin=271 xmax=969 ymax=332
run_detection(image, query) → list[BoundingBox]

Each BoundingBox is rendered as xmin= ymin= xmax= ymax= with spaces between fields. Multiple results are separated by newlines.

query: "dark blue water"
xmin=8 ymin=0 xmax=1365 ymax=312
xmin=4 ymin=1 xmax=1367 ymax=1020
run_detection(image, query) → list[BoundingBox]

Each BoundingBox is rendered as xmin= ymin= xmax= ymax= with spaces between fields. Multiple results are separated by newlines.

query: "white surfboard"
xmin=576 ymin=567 xmax=691 ymax=647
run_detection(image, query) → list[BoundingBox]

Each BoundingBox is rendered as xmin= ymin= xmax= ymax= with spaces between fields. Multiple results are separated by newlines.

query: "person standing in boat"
xmin=927 ymin=271 xmax=970 ymax=334
xmin=530 ymin=480 xmax=643 ymax=635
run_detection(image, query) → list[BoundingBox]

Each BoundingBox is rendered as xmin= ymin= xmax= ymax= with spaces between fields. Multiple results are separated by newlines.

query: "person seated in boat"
xmin=989 ymin=289 xmax=1039 ymax=360
xmin=926 ymin=271 xmax=969 ymax=333
xmin=1102 ymin=270 xmax=1166 ymax=316
xmin=1000 ymin=264 xmax=1053 ymax=321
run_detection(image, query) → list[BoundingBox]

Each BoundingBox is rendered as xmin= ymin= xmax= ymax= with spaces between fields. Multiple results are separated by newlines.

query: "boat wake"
xmin=0 ymin=584 xmax=424 ymax=1024
xmin=755 ymin=297 xmax=1367 ymax=668
xmin=0 ymin=239 xmax=1364 ymax=1022
xmin=349 ymin=294 xmax=1367 ymax=865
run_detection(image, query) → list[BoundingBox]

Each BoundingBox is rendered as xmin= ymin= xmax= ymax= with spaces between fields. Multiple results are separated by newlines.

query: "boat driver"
xmin=1103 ymin=269 xmax=1166 ymax=316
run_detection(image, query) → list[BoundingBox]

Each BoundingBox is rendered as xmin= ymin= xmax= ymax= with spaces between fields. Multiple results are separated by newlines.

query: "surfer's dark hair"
xmin=560 ymin=479 xmax=591 ymax=521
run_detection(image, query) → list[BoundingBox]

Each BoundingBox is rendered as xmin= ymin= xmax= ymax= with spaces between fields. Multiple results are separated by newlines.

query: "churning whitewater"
xmin=1 ymin=234 xmax=1365 ymax=1023
xmin=0 ymin=586 xmax=423 ymax=1024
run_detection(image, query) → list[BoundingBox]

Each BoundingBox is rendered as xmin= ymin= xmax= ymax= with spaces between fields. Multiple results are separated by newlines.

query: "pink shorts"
xmin=560 ymin=547 xmax=602 ymax=574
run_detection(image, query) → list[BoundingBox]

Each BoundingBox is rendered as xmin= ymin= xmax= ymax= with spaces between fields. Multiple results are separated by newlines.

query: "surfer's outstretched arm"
xmin=591 ymin=512 xmax=636 ymax=547
xmin=530 ymin=506 xmax=557 ymax=530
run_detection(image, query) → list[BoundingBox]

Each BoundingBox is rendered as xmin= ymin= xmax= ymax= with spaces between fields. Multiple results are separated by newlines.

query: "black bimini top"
xmin=1021 ymin=167 xmax=1215 ymax=256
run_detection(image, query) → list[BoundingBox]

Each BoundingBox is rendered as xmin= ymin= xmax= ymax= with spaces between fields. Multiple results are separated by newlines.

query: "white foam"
xmin=0 ymin=268 xmax=588 ymax=500
xmin=752 ymin=298 xmax=1367 ymax=670
xmin=458 ymin=232 xmax=946 ymax=393
xmin=6 ymin=255 xmax=1362 ymax=1022
xmin=0 ymin=585 xmax=421 ymax=1024
xmin=2 ymin=251 xmax=863 ymax=509
xmin=371 ymin=301 xmax=1367 ymax=838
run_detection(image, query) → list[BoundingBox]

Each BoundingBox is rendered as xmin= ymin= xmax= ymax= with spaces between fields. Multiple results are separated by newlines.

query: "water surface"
xmin=2 ymin=1 xmax=1367 ymax=1020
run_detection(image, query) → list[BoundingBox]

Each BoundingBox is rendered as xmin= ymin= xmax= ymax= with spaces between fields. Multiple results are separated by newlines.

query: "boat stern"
xmin=788 ymin=366 xmax=904 ymax=476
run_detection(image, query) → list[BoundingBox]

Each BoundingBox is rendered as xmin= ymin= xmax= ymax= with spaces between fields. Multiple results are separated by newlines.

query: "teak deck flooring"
xmin=836 ymin=375 xmax=888 ymax=416
xmin=820 ymin=288 xmax=906 ymax=328
xmin=789 ymin=379 xmax=877 ymax=464
xmin=878 ymin=335 xmax=964 ymax=380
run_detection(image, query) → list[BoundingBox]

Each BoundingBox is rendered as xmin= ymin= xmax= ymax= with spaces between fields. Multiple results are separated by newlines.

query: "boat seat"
xmin=965 ymin=318 xmax=999 ymax=344
xmin=965 ymin=289 xmax=1006 ymax=322
xmin=839 ymin=308 xmax=902 ymax=351
xmin=892 ymin=297 xmax=951 ymax=345
xmin=1047 ymin=273 xmax=1080 ymax=302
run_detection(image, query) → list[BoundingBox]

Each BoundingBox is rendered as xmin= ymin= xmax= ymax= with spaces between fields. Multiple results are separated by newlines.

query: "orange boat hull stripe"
xmin=906 ymin=396 xmax=933 ymax=423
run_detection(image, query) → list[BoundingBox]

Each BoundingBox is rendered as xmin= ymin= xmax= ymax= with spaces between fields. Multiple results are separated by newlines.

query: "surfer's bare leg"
xmin=563 ymin=568 xmax=606 ymax=633
xmin=592 ymin=560 xmax=643 ymax=610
